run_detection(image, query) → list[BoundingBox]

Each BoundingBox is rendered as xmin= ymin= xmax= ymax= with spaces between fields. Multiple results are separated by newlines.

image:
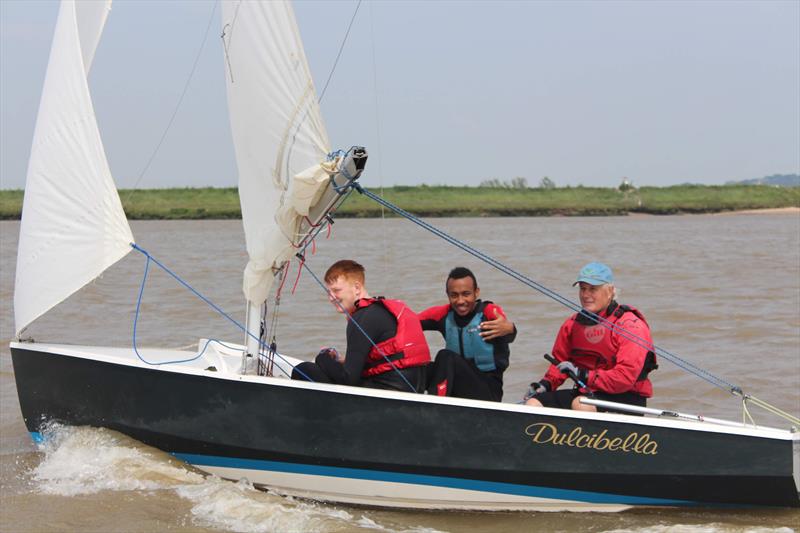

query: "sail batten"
xmin=14 ymin=0 xmax=133 ymax=336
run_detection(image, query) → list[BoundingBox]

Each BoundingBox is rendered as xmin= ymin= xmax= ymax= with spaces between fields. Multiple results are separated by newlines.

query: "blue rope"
xmin=130 ymin=243 xmax=312 ymax=381
xmin=298 ymin=257 xmax=418 ymax=393
xmin=352 ymin=184 xmax=742 ymax=395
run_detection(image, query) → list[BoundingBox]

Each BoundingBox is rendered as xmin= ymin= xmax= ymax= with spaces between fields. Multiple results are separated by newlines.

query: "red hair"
xmin=324 ymin=259 xmax=365 ymax=285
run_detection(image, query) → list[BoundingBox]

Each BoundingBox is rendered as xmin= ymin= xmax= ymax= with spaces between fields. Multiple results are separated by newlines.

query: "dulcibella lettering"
xmin=524 ymin=423 xmax=658 ymax=455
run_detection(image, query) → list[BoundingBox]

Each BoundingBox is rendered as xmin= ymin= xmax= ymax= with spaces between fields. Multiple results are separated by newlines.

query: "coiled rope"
xmin=130 ymin=243 xmax=312 ymax=381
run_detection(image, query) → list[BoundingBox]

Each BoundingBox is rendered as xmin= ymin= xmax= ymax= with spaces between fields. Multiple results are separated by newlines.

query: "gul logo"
xmin=524 ymin=422 xmax=658 ymax=455
xmin=583 ymin=325 xmax=605 ymax=344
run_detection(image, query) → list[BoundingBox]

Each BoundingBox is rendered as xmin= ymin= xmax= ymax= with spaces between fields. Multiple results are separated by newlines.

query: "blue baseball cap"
xmin=573 ymin=262 xmax=613 ymax=286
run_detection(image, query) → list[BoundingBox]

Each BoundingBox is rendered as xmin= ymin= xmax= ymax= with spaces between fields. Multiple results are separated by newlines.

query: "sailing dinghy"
xmin=10 ymin=0 xmax=800 ymax=511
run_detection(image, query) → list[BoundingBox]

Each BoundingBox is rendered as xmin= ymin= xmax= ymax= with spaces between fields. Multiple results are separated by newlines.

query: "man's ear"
xmin=474 ymin=287 xmax=481 ymax=299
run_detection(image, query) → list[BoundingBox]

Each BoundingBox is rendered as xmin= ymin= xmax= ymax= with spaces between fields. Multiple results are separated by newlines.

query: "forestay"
xmin=221 ymin=0 xmax=331 ymax=304
xmin=14 ymin=0 xmax=133 ymax=336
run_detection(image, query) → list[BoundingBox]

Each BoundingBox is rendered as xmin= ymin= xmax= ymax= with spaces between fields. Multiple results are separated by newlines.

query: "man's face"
xmin=578 ymin=282 xmax=614 ymax=314
xmin=446 ymin=276 xmax=480 ymax=317
xmin=326 ymin=275 xmax=361 ymax=314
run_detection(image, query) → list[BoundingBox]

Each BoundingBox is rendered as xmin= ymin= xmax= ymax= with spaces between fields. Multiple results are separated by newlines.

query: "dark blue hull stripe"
xmin=174 ymin=452 xmax=697 ymax=506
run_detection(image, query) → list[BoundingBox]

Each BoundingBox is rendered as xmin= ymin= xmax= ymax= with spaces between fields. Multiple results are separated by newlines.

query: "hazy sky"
xmin=1 ymin=0 xmax=798 ymax=190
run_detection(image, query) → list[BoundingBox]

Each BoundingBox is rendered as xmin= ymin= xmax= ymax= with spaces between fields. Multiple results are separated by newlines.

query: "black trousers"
xmin=534 ymin=388 xmax=647 ymax=413
xmin=426 ymin=349 xmax=503 ymax=402
xmin=291 ymin=361 xmax=426 ymax=393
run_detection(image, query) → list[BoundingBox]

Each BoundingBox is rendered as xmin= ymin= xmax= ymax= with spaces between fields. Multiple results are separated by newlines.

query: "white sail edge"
xmin=221 ymin=0 xmax=331 ymax=306
xmin=75 ymin=0 xmax=112 ymax=73
xmin=14 ymin=0 xmax=133 ymax=337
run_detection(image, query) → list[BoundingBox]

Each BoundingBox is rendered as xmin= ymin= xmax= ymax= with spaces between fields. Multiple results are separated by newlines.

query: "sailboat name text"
xmin=524 ymin=423 xmax=659 ymax=455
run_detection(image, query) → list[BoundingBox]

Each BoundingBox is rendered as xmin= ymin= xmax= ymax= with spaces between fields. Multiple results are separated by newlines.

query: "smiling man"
xmin=290 ymin=259 xmax=430 ymax=392
xmin=525 ymin=262 xmax=657 ymax=412
xmin=418 ymin=267 xmax=517 ymax=401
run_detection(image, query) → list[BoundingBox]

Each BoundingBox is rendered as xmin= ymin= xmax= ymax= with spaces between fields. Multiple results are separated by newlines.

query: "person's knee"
xmin=571 ymin=395 xmax=596 ymax=411
xmin=525 ymin=397 xmax=543 ymax=407
xmin=291 ymin=361 xmax=315 ymax=382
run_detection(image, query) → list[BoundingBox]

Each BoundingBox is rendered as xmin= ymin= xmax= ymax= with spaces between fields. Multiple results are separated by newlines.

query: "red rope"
xmin=275 ymin=260 xmax=290 ymax=300
xmin=291 ymin=256 xmax=305 ymax=294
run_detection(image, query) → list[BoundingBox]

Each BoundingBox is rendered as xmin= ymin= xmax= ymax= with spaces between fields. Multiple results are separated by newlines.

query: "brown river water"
xmin=1 ymin=214 xmax=799 ymax=532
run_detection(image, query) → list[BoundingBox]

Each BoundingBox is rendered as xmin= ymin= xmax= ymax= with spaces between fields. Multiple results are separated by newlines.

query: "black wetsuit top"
xmin=316 ymin=303 xmax=396 ymax=385
xmin=291 ymin=303 xmax=426 ymax=391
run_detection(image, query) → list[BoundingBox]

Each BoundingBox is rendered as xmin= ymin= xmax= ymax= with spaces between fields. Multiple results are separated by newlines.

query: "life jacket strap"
xmin=364 ymin=351 xmax=403 ymax=369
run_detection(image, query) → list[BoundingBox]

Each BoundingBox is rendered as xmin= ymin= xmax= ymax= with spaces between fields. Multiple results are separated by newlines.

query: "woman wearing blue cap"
xmin=524 ymin=262 xmax=657 ymax=412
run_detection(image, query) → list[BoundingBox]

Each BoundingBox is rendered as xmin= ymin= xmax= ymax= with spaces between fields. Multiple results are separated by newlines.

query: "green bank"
xmin=1 ymin=185 xmax=798 ymax=220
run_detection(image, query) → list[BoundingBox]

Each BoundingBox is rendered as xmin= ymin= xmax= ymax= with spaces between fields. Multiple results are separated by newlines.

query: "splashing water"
xmin=29 ymin=424 xmax=447 ymax=533
xmin=32 ymin=423 xmax=203 ymax=496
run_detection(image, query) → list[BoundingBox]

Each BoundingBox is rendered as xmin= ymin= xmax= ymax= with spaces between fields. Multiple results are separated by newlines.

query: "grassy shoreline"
xmin=1 ymin=185 xmax=798 ymax=220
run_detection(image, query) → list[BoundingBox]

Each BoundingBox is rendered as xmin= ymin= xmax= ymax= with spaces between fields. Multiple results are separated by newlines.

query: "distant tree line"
xmin=475 ymin=173 xmax=800 ymax=189
xmin=725 ymin=174 xmax=800 ymax=187
xmin=478 ymin=176 xmax=557 ymax=189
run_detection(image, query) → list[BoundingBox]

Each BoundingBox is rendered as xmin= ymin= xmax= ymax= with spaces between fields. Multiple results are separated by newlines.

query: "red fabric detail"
xmin=543 ymin=305 xmax=654 ymax=397
xmin=482 ymin=303 xmax=504 ymax=321
xmin=357 ymin=298 xmax=432 ymax=377
xmin=436 ymin=380 xmax=448 ymax=396
xmin=417 ymin=304 xmax=450 ymax=323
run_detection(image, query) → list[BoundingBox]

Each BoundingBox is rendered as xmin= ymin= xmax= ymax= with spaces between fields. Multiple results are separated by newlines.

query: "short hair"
xmin=446 ymin=266 xmax=478 ymax=291
xmin=325 ymin=259 xmax=365 ymax=285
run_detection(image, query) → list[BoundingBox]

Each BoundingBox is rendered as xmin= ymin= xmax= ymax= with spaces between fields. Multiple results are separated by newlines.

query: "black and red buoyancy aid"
xmin=568 ymin=302 xmax=658 ymax=395
xmin=355 ymin=297 xmax=431 ymax=377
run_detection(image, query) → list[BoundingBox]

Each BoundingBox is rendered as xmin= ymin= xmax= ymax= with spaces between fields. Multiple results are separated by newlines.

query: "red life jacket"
xmin=356 ymin=297 xmax=431 ymax=377
xmin=568 ymin=303 xmax=657 ymax=396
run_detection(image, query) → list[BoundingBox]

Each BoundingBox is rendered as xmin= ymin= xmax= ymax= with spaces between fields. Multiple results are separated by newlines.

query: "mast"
xmin=243 ymin=299 xmax=266 ymax=374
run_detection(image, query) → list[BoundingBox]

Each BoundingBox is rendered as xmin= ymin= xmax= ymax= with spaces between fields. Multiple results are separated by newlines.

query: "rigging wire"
xmin=125 ymin=0 xmax=219 ymax=201
xmin=352 ymin=185 xmax=800 ymax=425
xmin=351 ymin=184 xmax=743 ymax=393
xmin=368 ymin=1 xmax=389 ymax=279
xmin=318 ymin=0 xmax=363 ymax=104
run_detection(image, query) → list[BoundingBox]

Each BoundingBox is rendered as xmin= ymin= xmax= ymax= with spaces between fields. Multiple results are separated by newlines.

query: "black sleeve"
xmin=321 ymin=305 xmax=397 ymax=386
xmin=420 ymin=318 xmax=444 ymax=334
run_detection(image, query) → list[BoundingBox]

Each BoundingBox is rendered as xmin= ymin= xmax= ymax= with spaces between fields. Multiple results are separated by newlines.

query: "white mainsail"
xmin=14 ymin=0 xmax=133 ymax=336
xmin=221 ymin=0 xmax=331 ymax=304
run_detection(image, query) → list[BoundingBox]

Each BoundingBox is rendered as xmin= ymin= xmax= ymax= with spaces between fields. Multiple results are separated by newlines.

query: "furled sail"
xmin=221 ymin=0 xmax=331 ymax=304
xmin=14 ymin=0 xmax=133 ymax=336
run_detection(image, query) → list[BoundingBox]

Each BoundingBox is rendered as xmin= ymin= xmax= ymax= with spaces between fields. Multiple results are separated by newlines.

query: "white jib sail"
xmin=14 ymin=0 xmax=133 ymax=337
xmin=221 ymin=0 xmax=331 ymax=304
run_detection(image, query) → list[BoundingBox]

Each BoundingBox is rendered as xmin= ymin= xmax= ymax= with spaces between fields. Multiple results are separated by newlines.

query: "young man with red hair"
xmin=291 ymin=259 xmax=430 ymax=392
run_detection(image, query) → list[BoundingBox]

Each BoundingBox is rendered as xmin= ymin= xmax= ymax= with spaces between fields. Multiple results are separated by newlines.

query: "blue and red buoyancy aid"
xmin=355 ymin=297 xmax=431 ymax=377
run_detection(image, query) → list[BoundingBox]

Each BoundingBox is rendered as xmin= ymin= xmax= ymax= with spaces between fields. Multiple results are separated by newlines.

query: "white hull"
xmin=204 ymin=465 xmax=631 ymax=511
